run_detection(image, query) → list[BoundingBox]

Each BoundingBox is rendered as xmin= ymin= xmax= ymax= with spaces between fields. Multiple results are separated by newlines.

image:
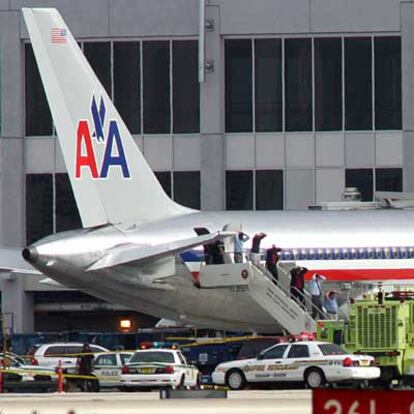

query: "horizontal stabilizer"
xmin=87 ymin=231 xmax=234 ymax=271
xmin=39 ymin=278 xmax=64 ymax=287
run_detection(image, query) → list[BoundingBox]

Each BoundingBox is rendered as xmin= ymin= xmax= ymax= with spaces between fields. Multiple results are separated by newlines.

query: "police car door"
xmin=93 ymin=353 xmax=119 ymax=387
xmin=284 ymin=344 xmax=310 ymax=382
xmin=246 ymin=344 xmax=289 ymax=383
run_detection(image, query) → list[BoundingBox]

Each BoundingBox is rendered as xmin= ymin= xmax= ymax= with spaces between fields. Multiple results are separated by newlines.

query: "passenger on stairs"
xmin=250 ymin=232 xmax=267 ymax=264
xmin=324 ymin=291 xmax=339 ymax=320
xmin=265 ymin=245 xmax=282 ymax=280
xmin=310 ymin=273 xmax=327 ymax=319
xmin=290 ymin=267 xmax=306 ymax=307
xmin=234 ymin=231 xmax=250 ymax=263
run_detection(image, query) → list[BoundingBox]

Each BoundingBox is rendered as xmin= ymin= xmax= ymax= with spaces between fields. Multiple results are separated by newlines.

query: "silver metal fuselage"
xmin=25 ymin=209 xmax=414 ymax=333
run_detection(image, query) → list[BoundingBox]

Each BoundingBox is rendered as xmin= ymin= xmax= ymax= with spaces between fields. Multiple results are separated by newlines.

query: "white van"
xmin=25 ymin=342 xmax=108 ymax=371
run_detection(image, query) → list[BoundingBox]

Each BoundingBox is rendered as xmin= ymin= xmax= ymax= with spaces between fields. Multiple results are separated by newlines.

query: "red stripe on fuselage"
xmin=304 ymin=268 xmax=414 ymax=281
xmin=191 ymin=269 xmax=414 ymax=282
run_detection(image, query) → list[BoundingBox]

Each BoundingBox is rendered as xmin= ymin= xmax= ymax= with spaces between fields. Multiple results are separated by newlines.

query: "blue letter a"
xmin=100 ymin=121 xmax=130 ymax=178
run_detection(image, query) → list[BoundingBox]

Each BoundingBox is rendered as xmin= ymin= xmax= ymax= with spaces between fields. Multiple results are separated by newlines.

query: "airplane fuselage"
xmin=23 ymin=209 xmax=414 ymax=332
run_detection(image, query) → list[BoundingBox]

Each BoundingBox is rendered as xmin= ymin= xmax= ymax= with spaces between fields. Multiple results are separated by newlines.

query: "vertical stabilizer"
xmin=22 ymin=8 xmax=191 ymax=227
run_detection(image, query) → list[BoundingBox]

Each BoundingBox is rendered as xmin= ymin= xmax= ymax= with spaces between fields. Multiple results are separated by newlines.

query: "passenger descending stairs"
xmin=198 ymin=261 xmax=317 ymax=334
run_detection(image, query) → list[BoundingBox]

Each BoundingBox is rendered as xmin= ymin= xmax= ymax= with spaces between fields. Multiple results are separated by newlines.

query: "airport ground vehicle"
xmin=25 ymin=342 xmax=108 ymax=371
xmin=316 ymin=291 xmax=414 ymax=385
xmin=120 ymin=348 xmax=200 ymax=390
xmin=89 ymin=351 xmax=133 ymax=391
xmin=212 ymin=341 xmax=380 ymax=390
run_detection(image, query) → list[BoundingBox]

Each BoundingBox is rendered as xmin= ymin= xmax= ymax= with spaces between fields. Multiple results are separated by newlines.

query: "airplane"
xmin=20 ymin=8 xmax=414 ymax=333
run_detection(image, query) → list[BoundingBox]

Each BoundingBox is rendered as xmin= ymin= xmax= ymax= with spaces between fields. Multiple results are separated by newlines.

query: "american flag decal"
xmin=51 ymin=28 xmax=67 ymax=44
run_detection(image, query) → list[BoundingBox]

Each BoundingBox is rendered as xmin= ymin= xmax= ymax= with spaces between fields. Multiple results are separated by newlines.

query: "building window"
xmin=225 ymin=40 xmax=253 ymax=133
xmin=256 ymin=170 xmax=283 ymax=210
xmin=285 ymin=38 xmax=312 ymax=131
xmin=55 ymin=173 xmax=82 ymax=233
xmin=143 ymin=41 xmax=170 ymax=134
xmin=345 ymin=169 xmax=373 ymax=201
xmin=26 ymin=174 xmax=53 ymax=244
xmin=25 ymin=44 xmax=52 ymax=136
xmin=26 ymin=174 xmax=82 ymax=245
xmin=173 ymin=171 xmax=200 ymax=209
xmin=345 ymin=38 xmax=372 ymax=130
xmin=173 ymin=41 xmax=199 ymax=133
xmin=255 ymin=39 xmax=282 ymax=132
xmin=315 ymin=38 xmax=342 ymax=131
xmin=154 ymin=171 xmax=172 ymax=198
xmin=376 ymin=168 xmax=402 ymax=192
xmin=114 ymin=42 xmax=141 ymax=134
xmin=226 ymin=171 xmax=253 ymax=210
xmin=375 ymin=37 xmax=401 ymax=130
xmin=83 ymin=42 xmax=111 ymax=95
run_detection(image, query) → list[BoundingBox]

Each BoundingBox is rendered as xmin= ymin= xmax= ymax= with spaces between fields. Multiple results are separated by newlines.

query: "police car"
xmin=89 ymin=351 xmax=133 ymax=391
xmin=120 ymin=348 xmax=200 ymax=390
xmin=212 ymin=341 xmax=380 ymax=389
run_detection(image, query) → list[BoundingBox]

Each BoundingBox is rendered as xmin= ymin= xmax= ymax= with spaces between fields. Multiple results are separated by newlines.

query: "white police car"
xmin=89 ymin=351 xmax=133 ymax=391
xmin=212 ymin=341 xmax=380 ymax=389
xmin=120 ymin=348 xmax=200 ymax=390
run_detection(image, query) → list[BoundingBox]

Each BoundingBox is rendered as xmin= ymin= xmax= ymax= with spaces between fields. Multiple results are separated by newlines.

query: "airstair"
xmin=198 ymin=259 xmax=322 ymax=334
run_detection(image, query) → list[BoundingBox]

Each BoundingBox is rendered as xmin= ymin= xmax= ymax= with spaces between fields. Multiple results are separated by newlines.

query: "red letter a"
xmin=75 ymin=121 xmax=99 ymax=178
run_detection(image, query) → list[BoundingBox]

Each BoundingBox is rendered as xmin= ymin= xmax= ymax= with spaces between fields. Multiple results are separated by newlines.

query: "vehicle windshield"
xmin=25 ymin=345 xmax=40 ymax=356
xmin=130 ymin=351 xmax=175 ymax=364
xmin=318 ymin=343 xmax=347 ymax=356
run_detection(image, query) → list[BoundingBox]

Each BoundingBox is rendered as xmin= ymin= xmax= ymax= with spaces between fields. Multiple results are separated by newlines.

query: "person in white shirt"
xmin=234 ymin=231 xmax=250 ymax=263
xmin=310 ymin=273 xmax=326 ymax=319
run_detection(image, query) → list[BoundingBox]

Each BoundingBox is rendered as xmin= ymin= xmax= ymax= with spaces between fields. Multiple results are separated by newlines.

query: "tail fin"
xmin=22 ymin=8 xmax=191 ymax=227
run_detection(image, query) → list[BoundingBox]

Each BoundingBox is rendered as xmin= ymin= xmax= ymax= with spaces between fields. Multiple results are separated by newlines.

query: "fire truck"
xmin=316 ymin=291 xmax=414 ymax=386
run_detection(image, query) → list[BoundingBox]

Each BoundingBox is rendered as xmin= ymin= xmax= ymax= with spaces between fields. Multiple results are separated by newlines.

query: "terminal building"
xmin=0 ymin=0 xmax=410 ymax=332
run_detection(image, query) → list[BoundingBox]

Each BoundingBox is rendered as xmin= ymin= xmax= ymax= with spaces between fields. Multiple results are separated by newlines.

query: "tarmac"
xmin=0 ymin=390 xmax=312 ymax=414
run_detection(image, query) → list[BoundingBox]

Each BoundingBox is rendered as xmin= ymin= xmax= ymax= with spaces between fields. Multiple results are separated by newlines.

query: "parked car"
xmin=212 ymin=341 xmax=380 ymax=390
xmin=88 ymin=351 xmax=133 ymax=391
xmin=25 ymin=342 xmax=109 ymax=371
xmin=0 ymin=353 xmax=57 ymax=392
xmin=120 ymin=348 xmax=200 ymax=390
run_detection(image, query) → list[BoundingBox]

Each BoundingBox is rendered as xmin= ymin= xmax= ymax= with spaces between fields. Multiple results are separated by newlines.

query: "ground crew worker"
xmin=77 ymin=343 xmax=94 ymax=391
